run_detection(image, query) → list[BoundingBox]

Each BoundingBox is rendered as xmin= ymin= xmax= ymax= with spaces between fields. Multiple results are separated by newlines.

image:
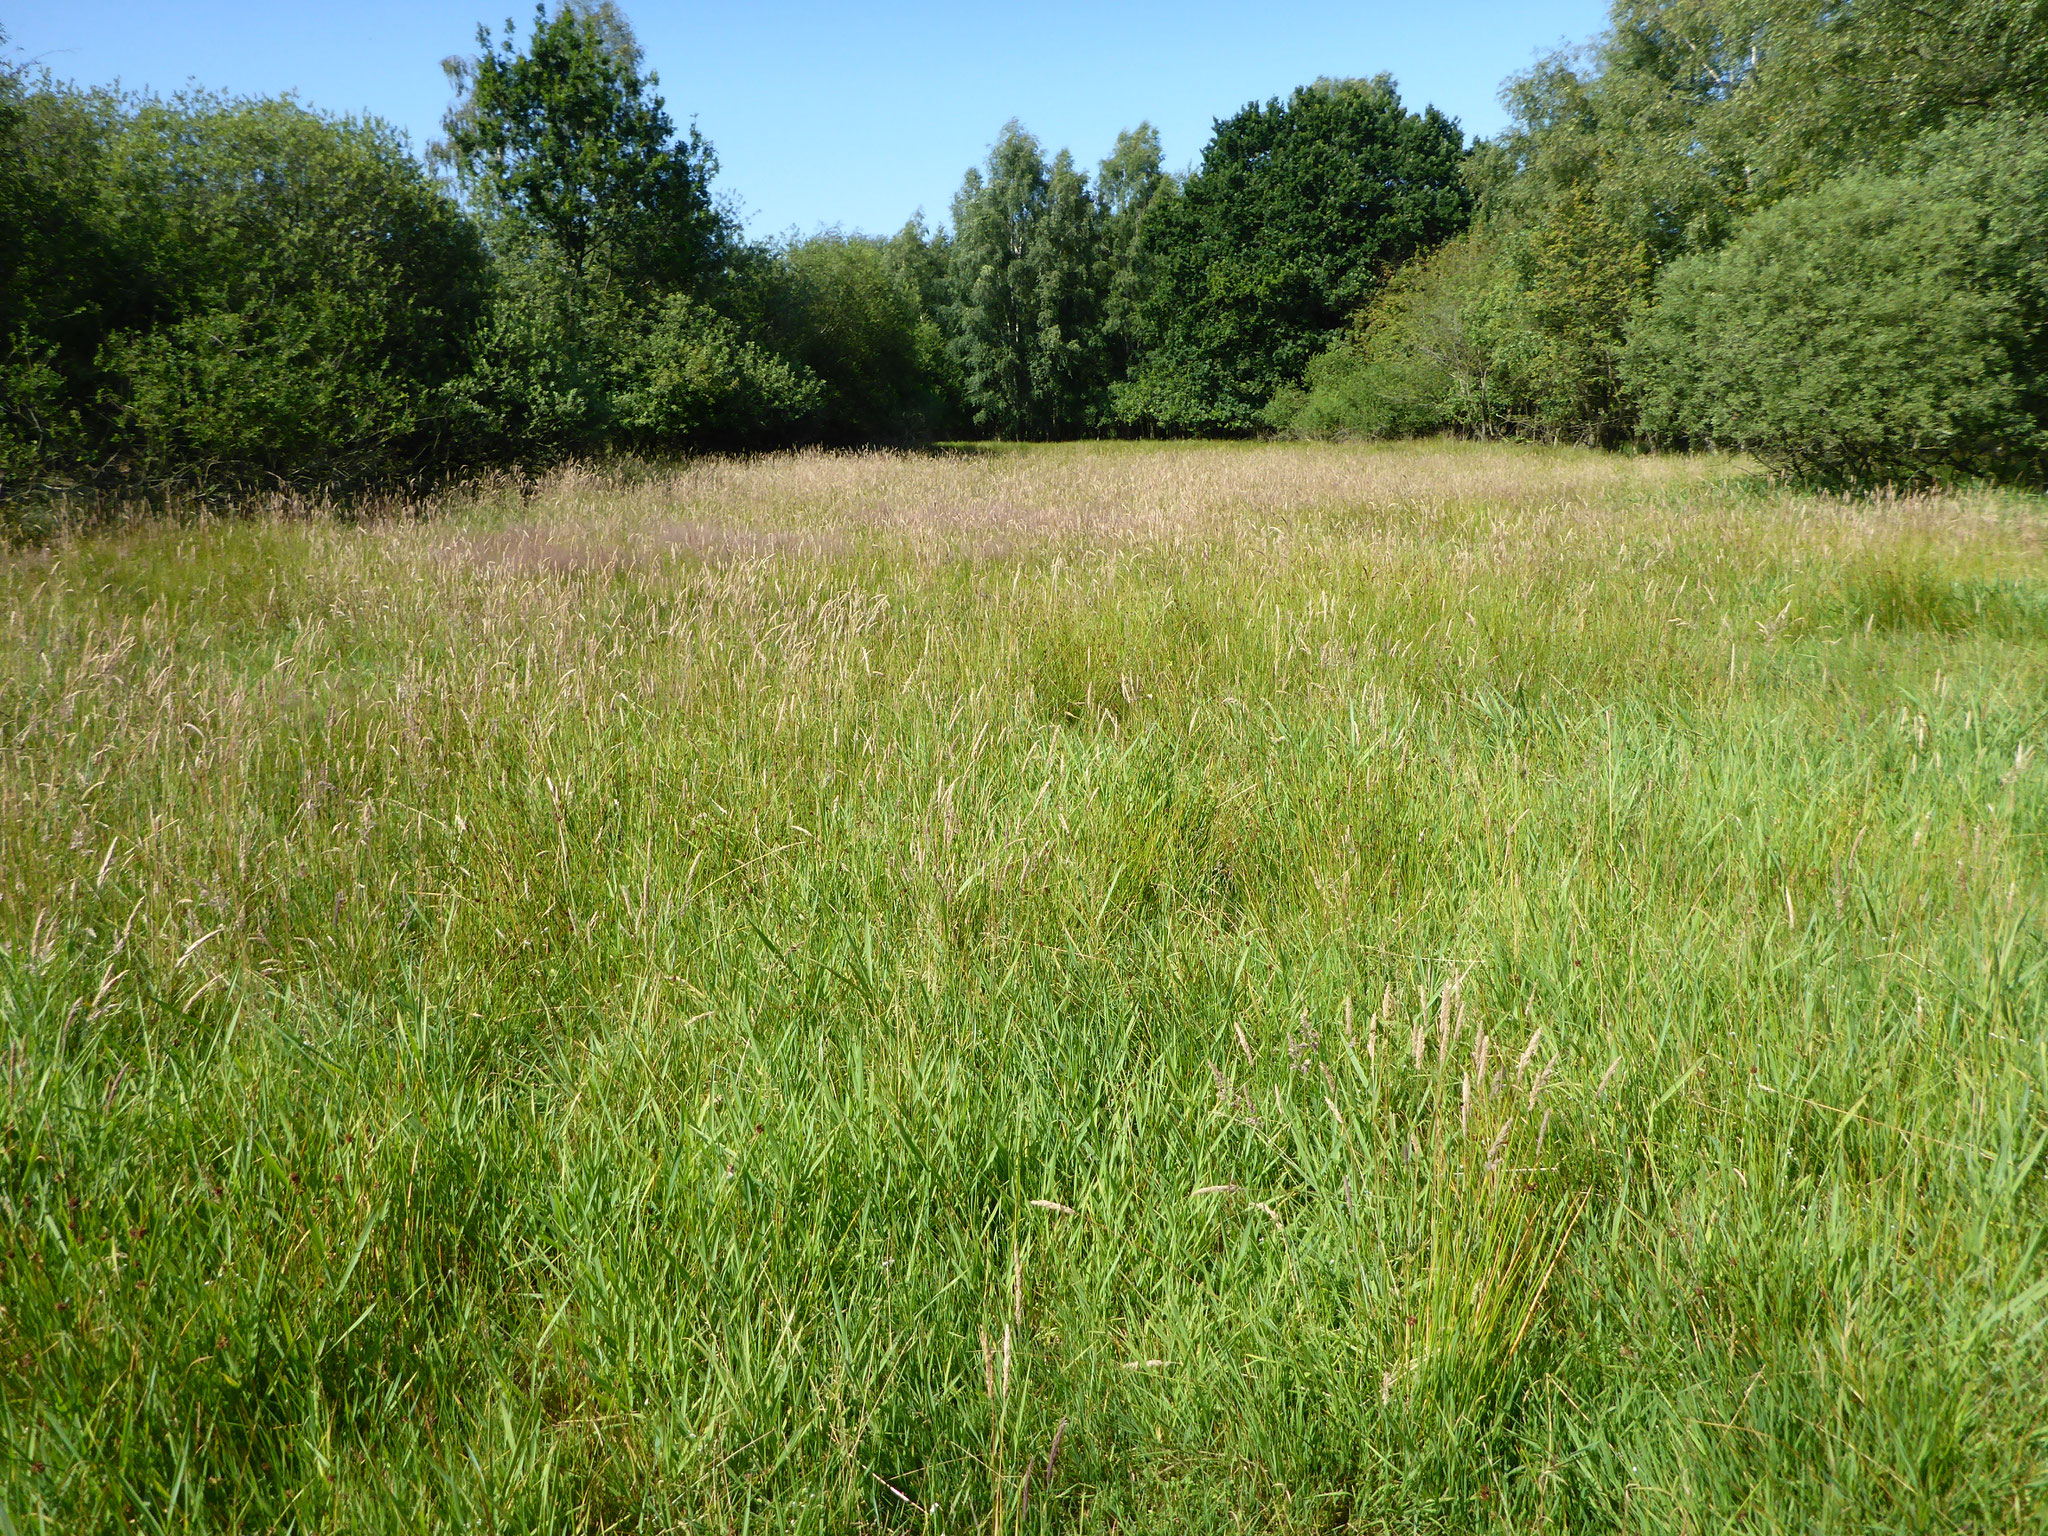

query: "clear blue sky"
xmin=5 ymin=1 xmax=1611 ymax=238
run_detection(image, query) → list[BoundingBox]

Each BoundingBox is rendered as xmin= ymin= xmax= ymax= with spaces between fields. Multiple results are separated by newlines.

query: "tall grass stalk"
xmin=1 ymin=439 xmax=2044 ymax=1530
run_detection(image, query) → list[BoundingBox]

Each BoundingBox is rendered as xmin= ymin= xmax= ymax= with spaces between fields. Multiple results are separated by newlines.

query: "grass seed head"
xmin=1596 ymin=1056 xmax=1623 ymax=1100
xmin=1486 ymin=1122 xmax=1512 ymax=1169
xmin=2 ymin=442 xmax=2028 ymax=1527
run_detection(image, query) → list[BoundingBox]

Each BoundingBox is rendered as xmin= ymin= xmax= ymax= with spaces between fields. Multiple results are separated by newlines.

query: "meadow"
xmin=1 ymin=440 xmax=2044 ymax=1532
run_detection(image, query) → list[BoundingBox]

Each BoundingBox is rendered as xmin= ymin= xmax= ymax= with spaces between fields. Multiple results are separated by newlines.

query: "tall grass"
xmin=2 ymin=439 xmax=2044 ymax=1531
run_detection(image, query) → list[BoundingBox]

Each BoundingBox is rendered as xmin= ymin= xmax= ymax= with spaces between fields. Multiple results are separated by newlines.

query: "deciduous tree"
xmin=947 ymin=122 xmax=1108 ymax=438
xmin=435 ymin=2 xmax=723 ymax=293
xmin=1119 ymin=77 xmax=1469 ymax=434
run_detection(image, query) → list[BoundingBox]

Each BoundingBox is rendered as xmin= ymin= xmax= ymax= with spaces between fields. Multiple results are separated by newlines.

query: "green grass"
xmin=2 ymin=439 xmax=2045 ymax=1532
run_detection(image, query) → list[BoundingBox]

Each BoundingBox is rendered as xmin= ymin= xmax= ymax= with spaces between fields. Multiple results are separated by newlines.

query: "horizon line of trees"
xmin=4 ymin=0 xmax=2046 ymax=501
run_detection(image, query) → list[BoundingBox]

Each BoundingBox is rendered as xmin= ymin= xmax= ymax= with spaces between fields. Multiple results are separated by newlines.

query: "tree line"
xmin=3 ymin=0 xmax=2044 ymax=499
xmin=1275 ymin=0 xmax=2048 ymax=487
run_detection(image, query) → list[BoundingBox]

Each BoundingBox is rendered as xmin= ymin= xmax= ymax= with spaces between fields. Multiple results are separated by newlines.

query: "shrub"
xmin=436 ymin=259 xmax=611 ymax=466
xmin=1624 ymin=120 xmax=2048 ymax=487
xmin=755 ymin=233 xmax=957 ymax=444
xmin=1273 ymin=195 xmax=1656 ymax=448
xmin=445 ymin=275 xmax=822 ymax=463
xmin=1507 ymin=187 xmax=1653 ymax=444
xmin=1119 ymin=76 xmax=1470 ymax=435
xmin=0 ymin=76 xmax=132 ymax=495
xmin=613 ymin=294 xmax=820 ymax=449
xmin=1265 ymin=234 xmax=1530 ymax=440
xmin=94 ymin=95 xmax=488 ymax=491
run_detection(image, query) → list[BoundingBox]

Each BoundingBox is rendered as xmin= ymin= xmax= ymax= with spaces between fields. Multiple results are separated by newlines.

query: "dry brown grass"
xmin=398 ymin=439 xmax=2036 ymax=575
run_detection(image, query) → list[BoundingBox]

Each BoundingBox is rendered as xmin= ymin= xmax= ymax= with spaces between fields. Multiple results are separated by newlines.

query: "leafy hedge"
xmin=1626 ymin=120 xmax=2048 ymax=486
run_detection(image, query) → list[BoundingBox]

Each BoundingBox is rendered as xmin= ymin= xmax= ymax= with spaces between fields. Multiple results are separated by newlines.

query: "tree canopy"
xmin=1119 ymin=78 xmax=1471 ymax=434
xmin=8 ymin=0 xmax=2048 ymax=497
xmin=1276 ymin=0 xmax=2048 ymax=484
xmin=435 ymin=1 xmax=723 ymax=292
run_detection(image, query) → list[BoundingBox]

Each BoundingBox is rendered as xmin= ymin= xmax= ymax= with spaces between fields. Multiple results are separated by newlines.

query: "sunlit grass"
xmin=2 ymin=439 xmax=2045 ymax=1531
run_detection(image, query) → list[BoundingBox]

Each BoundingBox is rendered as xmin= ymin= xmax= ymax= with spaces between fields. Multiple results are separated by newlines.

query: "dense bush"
xmin=1626 ymin=120 xmax=2048 ymax=485
xmin=0 ymin=82 xmax=485 ymax=495
xmin=443 ymin=266 xmax=822 ymax=462
xmin=754 ymin=231 xmax=959 ymax=444
xmin=1269 ymin=196 xmax=1656 ymax=448
xmin=1264 ymin=236 xmax=1518 ymax=440
xmin=614 ymin=293 xmax=820 ymax=449
xmin=1279 ymin=0 xmax=2048 ymax=471
xmin=97 ymin=96 xmax=489 ymax=489
xmin=0 ymin=78 xmax=126 ymax=490
xmin=0 ymin=7 xmax=856 ymax=498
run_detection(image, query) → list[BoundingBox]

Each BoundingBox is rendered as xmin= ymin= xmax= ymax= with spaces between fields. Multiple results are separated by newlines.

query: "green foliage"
xmin=613 ymin=293 xmax=820 ymax=448
xmin=1273 ymin=198 xmax=1652 ymax=448
xmin=438 ymin=257 xmax=610 ymax=463
xmin=1029 ymin=150 xmax=1108 ymax=434
xmin=1095 ymin=125 xmax=1170 ymax=391
xmin=435 ymin=1 xmax=722 ymax=292
xmin=0 ymin=340 xmax=73 ymax=493
xmin=1601 ymin=0 xmax=2048 ymax=204
xmin=935 ymin=119 xmax=1175 ymax=440
xmin=445 ymin=263 xmax=821 ymax=460
xmin=1283 ymin=0 xmax=2048 ymax=460
xmin=1626 ymin=118 xmax=2048 ymax=486
xmin=1482 ymin=0 xmax=2048 ymax=262
xmin=431 ymin=3 xmax=825 ymax=462
xmin=1507 ymin=188 xmax=1653 ymax=443
xmin=1094 ymin=122 xmax=1164 ymax=228
xmin=1444 ymin=0 xmax=2048 ymax=451
xmin=755 ymin=230 xmax=960 ymax=443
xmin=0 ymin=70 xmax=132 ymax=493
xmin=1119 ymin=77 xmax=1470 ymax=434
xmin=14 ymin=0 xmax=2047 ymax=487
xmin=946 ymin=123 xmax=1111 ymax=438
xmin=83 ymin=96 xmax=486 ymax=489
xmin=1265 ymin=234 xmax=1529 ymax=440
xmin=0 ymin=54 xmax=488 ymax=496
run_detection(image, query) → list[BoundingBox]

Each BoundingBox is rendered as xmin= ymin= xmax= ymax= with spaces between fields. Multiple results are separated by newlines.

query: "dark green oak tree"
xmin=1118 ymin=77 xmax=1470 ymax=435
